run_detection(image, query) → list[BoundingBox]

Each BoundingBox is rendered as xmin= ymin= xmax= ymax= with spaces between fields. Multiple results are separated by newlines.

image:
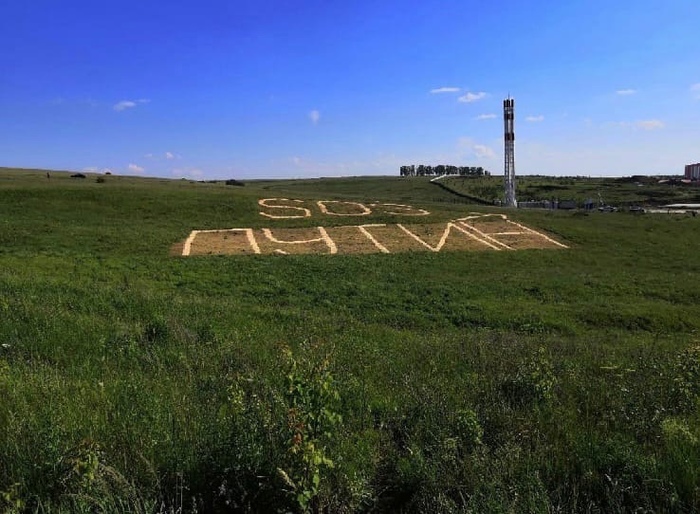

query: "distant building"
xmin=685 ymin=163 xmax=700 ymax=180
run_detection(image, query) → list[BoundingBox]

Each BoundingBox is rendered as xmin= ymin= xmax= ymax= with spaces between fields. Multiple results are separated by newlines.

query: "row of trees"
xmin=399 ymin=165 xmax=490 ymax=177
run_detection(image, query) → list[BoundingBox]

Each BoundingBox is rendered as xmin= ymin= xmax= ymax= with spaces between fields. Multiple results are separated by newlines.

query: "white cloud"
xmin=308 ymin=110 xmax=320 ymax=125
xmin=616 ymin=89 xmax=637 ymax=96
xmin=473 ymin=144 xmax=495 ymax=159
xmin=114 ymin=101 xmax=136 ymax=111
xmin=458 ymin=137 xmax=496 ymax=159
xmin=145 ymin=151 xmax=180 ymax=161
xmin=636 ymin=119 xmax=664 ymax=130
xmin=128 ymin=163 xmax=145 ymax=173
xmin=82 ymin=167 xmax=98 ymax=172
xmin=430 ymin=87 xmax=460 ymax=93
xmin=113 ymin=99 xmax=150 ymax=111
xmin=475 ymin=113 xmax=497 ymax=120
xmin=526 ymin=115 xmax=544 ymax=122
xmin=458 ymin=91 xmax=487 ymax=103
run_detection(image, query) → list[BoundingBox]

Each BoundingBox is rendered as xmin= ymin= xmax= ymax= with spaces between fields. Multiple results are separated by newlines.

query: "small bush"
xmin=454 ymin=408 xmax=483 ymax=453
xmin=279 ymin=343 xmax=342 ymax=513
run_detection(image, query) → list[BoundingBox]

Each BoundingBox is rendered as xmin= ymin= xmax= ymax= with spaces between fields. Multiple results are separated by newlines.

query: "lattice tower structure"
xmin=503 ymin=98 xmax=517 ymax=207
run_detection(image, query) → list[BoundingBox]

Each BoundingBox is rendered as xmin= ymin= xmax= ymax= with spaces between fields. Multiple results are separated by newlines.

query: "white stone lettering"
xmin=378 ymin=203 xmax=430 ymax=216
xmin=181 ymin=228 xmax=261 ymax=256
xmin=259 ymin=198 xmax=312 ymax=219
xmin=355 ymin=224 xmax=390 ymax=253
xmin=316 ymin=200 xmax=371 ymax=216
xmin=397 ymin=222 xmax=502 ymax=252
xmin=262 ymin=227 xmax=338 ymax=254
xmin=180 ymin=211 xmax=568 ymax=256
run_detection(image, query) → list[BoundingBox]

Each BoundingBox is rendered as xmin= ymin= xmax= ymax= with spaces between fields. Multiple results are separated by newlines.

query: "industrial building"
xmin=685 ymin=163 xmax=700 ymax=180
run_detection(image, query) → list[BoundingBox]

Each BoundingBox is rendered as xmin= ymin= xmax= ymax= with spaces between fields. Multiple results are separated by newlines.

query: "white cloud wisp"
xmin=458 ymin=91 xmax=487 ymax=103
xmin=113 ymin=99 xmax=150 ymax=112
xmin=458 ymin=137 xmax=496 ymax=160
xmin=473 ymin=145 xmax=495 ymax=159
xmin=308 ymin=110 xmax=320 ymax=125
xmin=430 ymin=87 xmax=460 ymax=93
xmin=636 ymin=119 xmax=664 ymax=130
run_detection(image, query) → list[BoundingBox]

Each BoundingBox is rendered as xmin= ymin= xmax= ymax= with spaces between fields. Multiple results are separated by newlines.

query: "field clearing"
xmin=1 ymin=168 xmax=699 ymax=513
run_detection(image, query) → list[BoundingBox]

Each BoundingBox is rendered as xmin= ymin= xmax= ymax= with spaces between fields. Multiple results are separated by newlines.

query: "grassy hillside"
xmin=1 ymin=168 xmax=699 ymax=512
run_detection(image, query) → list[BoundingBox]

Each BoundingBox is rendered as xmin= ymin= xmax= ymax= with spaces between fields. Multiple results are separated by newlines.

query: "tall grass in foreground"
xmin=2 ymin=304 xmax=698 ymax=512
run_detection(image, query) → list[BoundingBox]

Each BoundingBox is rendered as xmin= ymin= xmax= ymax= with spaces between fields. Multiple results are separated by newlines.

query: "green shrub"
xmin=279 ymin=343 xmax=342 ymax=513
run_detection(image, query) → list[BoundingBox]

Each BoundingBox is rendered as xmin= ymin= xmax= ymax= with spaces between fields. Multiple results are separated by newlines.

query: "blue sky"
xmin=1 ymin=0 xmax=699 ymax=179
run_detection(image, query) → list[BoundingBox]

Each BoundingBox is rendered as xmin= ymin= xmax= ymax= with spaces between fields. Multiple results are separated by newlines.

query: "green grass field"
xmin=1 ymin=167 xmax=699 ymax=512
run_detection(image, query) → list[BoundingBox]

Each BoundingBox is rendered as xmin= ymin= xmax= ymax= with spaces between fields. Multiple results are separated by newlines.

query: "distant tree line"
xmin=399 ymin=165 xmax=490 ymax=177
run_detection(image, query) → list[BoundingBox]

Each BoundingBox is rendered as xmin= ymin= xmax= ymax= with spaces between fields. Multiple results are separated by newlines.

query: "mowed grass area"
xmin=1 ymin=168 xmax=699 ymax=512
